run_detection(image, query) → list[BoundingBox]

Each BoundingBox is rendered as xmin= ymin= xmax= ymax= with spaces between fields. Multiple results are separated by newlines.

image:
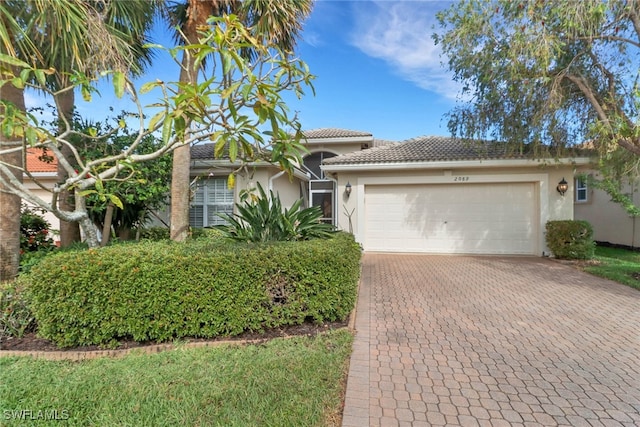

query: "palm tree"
xmin=27 ymin=0 xmax=157 ymax=247
xmin=0 ymin=78 xmax=25 ymax=281
xmin=165 ymin=0 xmax=314 ymax=242
xmin=0 ymin=1 xmax=35 ymax=281
xmin=0 ymin=0 xmax=156 ymax=278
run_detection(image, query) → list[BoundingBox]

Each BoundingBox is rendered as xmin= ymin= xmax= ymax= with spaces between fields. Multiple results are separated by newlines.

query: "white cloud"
xmin=349 ymin=0 xmax=462 ymax=100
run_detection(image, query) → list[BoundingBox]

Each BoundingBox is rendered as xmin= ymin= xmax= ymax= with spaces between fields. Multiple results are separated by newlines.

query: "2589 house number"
xmin=454 ymin=176 xmax=470 ymax=182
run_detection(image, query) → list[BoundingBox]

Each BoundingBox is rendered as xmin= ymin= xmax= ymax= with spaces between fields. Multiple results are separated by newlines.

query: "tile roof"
xmin=302 ymin=128 xmax=372 ymax=139
xmin=191 ymin=128 xmax=377 ymax=160
xmin=373 ymin=139 xmax=397 ymax=147
xmin=191 ymin=143 xmax=217 ymax=160
xmin=323 ymin=135 xmax=543 ymax=165
xmin=26 ymin=148 xmax=57 ymax=173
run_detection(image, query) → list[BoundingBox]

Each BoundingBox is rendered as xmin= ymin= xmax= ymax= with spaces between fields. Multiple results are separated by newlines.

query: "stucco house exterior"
xmin=22 ymin=128 xmax=602 ymax=255
xmin=187 ymin=128 xmax=591 ymax=256
xmin=574 ymin=174 xmax=640 ymax=248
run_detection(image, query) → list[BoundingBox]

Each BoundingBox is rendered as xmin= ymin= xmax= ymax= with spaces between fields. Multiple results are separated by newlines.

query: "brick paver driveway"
xmin=342 ymin=254 xmax=640 ymax=427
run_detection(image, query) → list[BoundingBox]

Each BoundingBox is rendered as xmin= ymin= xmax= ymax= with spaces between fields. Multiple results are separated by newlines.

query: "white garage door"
xmin=364 ymin=183 xmax=538 ymax=255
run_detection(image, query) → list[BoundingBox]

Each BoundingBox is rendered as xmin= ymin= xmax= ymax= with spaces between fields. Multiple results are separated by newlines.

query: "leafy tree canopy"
xmin=435 ymin=0 xmax=640 ymax=212
xmin=0 ymin=14 xmax=314 ymax=247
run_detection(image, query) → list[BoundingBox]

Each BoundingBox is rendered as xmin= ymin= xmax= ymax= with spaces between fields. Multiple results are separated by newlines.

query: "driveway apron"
xmin=341 ymin=254 xmax=640 ymax=427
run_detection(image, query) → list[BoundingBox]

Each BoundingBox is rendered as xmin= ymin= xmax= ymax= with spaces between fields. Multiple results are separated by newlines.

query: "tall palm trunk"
xmin=56 ymin=88 xmax=82 ymax=247
xmin=0 ymin=79 xmax=25 ymax=281
xmin=170 ymin=1 xmax=208 ymax=242
xmin=170 ymin=53 xmax=199 ymax=242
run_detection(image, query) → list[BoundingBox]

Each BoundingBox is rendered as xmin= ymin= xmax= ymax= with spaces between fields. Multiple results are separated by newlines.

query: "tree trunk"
xmin=170 ymin=10 xmax=200 ymax=243
xmin=0 ymin=80 xmax=25 ymax=281
xmin=74 ymin=191 xmax=99 ymax=248
xmin=56 ymin=89 xmax=82 ymax=247
xmin=170 ymin=143 xmax=191 ymax=241
xmin=100 ymin=202 xmax=115 ymax=247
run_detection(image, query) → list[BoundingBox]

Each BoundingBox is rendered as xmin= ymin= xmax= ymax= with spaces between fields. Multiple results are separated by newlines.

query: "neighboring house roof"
xmin=26 ymin=148 xmax=57 ymax=173
xmin=302 ymin=128 xmax=372 ymax=139
xmin=322 ymin=135 xmax=585 ymax=165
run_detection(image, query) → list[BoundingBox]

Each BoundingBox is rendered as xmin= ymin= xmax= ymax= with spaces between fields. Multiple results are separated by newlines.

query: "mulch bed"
xmin=0 ymin=320 xmax=348 ymax=353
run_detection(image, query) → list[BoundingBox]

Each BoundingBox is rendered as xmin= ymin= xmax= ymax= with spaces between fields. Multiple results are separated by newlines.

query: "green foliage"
xmin=20 ymin=233 xmax=361 ymax=348
xmin=20 ymin=205 xmax=55 ymax=253
xmin=138 ymin=227 xmax=224 ymax=241
xmin=190 ymin=227 xmax=225 ymax=240
xmin=40 ymin=113 xmax=174 ymax=238
xmin=217 ymin=182 xmax=335 ymax=242
xmin=0 ymin=14 xmax=314 ymax=249
xmin=435 ymin=0 xmax=640 ymax=210
xmin=546 ymin=220 xmax=596 ymax=260
xmin=19 ymin=205 xmax=56 ymax=274
xmin=0 ymin=281 xmax=36 ymax=339
xmin=138 ymin=227 xmax=170 ymax=241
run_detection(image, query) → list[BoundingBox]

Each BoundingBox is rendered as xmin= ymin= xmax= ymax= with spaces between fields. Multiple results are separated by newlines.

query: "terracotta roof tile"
xmin=26 ymin=149 xmax=57 ymax=173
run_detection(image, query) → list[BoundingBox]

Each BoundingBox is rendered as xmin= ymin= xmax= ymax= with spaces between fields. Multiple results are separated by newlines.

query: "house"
xmin=188 ymin=128 xmax=591 ymax=256
xmin=24 ymin=149 xmax=60 ymax=244
xmin=574 ymin=174 xmax=640 ymax=248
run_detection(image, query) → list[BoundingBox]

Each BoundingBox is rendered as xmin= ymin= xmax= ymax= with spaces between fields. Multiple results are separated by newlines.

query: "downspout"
xmin=268 ymin=170 xmax=286 ymax=193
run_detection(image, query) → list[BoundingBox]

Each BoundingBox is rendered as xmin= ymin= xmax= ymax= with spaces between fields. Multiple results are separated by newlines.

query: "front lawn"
xmin=583 ymin=246 xmax=640 ymax=290
xmin=0 ymin=330 xmax=353 ymax=426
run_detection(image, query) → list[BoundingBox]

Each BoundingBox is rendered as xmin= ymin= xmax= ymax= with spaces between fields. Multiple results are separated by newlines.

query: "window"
xmin=575 ymin=177 xmax=588 ymax=202
xmin=189 ymin=178 xmax=234 ymax=227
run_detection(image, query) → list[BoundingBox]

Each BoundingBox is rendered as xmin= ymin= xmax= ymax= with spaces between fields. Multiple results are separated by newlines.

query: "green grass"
xmin=0 ymin=330 xmax=353 ymax=427
xmin=583 ymin=246 xmax=640 ymax=290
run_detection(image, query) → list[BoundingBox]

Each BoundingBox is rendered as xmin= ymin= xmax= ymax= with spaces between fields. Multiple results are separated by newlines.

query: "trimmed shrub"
xmin=21 ymin=233 xmax=361 ymax=348
xmin=190 ymin=227 xmax=225 ymax=240
xmin=138 ymin=226 xmax=170 ymax=241
xmin=0 ymin=281 xmax=36 ymax=339
xmin=138 ymin=226 xmax=224 ymax=241
xmin=546 ymin=220 xmax=595 ymax=260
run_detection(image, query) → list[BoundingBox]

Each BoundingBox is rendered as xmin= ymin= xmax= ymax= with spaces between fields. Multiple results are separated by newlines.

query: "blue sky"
xmin=281 ymin=0 xmax=459 ymax=142
xmin=26 ymin=1 xmax=459 ymax=143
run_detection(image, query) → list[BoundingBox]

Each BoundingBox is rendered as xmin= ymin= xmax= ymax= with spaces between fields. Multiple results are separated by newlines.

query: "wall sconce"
xmin=345 ymin=182 xmax=352 ymax=197
xmin=556 ymin=177 xmax=568 ymax=196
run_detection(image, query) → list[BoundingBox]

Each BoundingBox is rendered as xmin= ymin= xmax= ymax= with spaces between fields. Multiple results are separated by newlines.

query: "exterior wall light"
xmin=345 ymin=182 xmax=352 ymax=197
xmin=556 ymin=178 xmax=568 ymax=196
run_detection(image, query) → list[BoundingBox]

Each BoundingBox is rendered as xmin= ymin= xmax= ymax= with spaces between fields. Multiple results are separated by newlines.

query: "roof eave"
xmin=24 ymin=171 xmax=57 ymax=178
xmin=322 ymin=157 xmax=593 ymax=172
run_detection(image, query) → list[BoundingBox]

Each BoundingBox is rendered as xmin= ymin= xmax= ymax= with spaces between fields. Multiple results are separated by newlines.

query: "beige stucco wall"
xmin=236 ymin=168 xmax=304 ymax=208
xmin=574 ymin=177 xmax=640 ymax=248
xmin=328 ymin=163 xmax=578 ymax=256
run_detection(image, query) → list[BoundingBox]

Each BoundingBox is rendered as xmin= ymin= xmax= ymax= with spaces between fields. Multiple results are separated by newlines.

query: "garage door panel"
xmin=364 ymin=183 xmax=537 ymax=255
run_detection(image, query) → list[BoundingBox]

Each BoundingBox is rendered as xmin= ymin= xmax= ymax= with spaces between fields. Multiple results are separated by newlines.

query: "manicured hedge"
xmin=545 ymin=220 xmax=595 ymax=260
xmin=21 ymin=233 xmax=361 ymax=348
